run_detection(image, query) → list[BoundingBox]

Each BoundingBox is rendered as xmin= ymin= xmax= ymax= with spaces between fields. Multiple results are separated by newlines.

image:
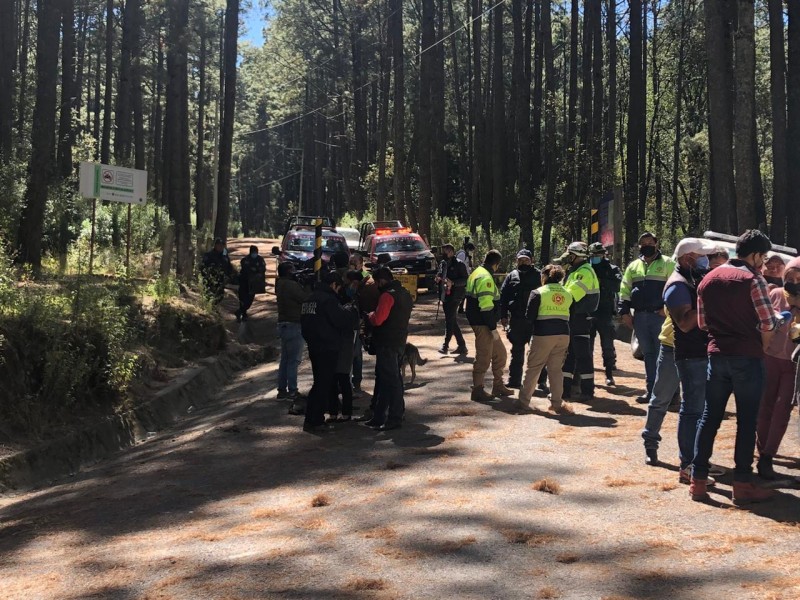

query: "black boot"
xmin=438 ymin=343 xmax=449 ymax=355
xmin=605 ymin=367 xmax=615 ymax=386
xmin=645 ymin=449 xmax=659 ymax=467
xmin=757 ymin=454 xmax=777 ymax=480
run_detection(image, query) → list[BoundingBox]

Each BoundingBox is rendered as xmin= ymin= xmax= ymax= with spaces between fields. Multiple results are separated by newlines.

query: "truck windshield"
xmin=288 ymin=235 xmax=347 ymax=254
xmin=375 ymin=238 xmax=426 ymax=253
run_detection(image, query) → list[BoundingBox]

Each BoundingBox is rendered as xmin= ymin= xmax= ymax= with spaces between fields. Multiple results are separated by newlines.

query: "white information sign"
xmin=79 ymin=161 xmax=148 ymax=205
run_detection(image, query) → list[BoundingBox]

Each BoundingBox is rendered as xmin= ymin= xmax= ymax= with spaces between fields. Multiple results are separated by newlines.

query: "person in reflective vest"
xmin=559 ymin=241 xmax=600 ymax=399
xmin=516 ymin=264 xmax=574 ymax=413
xmin=465 ymin=250 xmax=513 ymax=401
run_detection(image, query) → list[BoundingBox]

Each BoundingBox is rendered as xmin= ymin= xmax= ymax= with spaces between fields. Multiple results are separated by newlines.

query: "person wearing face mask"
xmin=642 ymin=238 xmax=718 ymax=481
xmin=236 ymin=245 xmax=266 ymax=322
xmin=499 ymin=249 xmax=542 ymax=389
xmin=466 ymin=250 xmax=513 ymax=401
xmin=436 ymin=244 xmax=469 ymax=355
xmin=755 ymin=256 xmax=800 ymax=479
xmin=588 ymin=243 xmax=622 ymax=386
xmin=559 ymin=241 xmax=600 ymax=399
xmin=762 ymin=254 xmax=786 ymax=289
xmin=364 ymin=268 xmax=413 ymax=431
xmin=690 ymin=229 xmax=787 ymax=504
xmin=300 ymin=272 xmax=360 ymax=433
xmin=619 ymin=232 xmax=675 ymax=404
xmin=326 ymin=271 xmax=364 ymax=423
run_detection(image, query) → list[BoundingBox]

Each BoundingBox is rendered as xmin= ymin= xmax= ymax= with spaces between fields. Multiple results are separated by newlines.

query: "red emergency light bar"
xmin=374 ymin=227 xmax=412 ymax=235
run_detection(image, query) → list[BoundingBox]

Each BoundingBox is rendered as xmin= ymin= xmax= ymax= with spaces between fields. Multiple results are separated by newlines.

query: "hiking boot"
xmin=534 ymin=382 xmax=550 ymax=397
xmin=636 ymin=394 xmax=650 ymax=404
xmin=276 ymin=389 xmax=289 ymax=400
xmin=549 ymin=402 xmax=574 ymax=415
xmin=645 ymin=449 xmax=659 ymax=467
xmin=757 ymin=454 xmax=777 ymax=480
xmin=679 ymin=468 xmax=714 ymax=486
xmin=288 ymin=402 xmax=305 ymax=416
xmin=452 ymin=345 xmax=468 ymax=355
xmin=438 ymin=344 xmax=449 ymax=355
xmin=689 ymin=478 xmax=711 ymax=502
xmin=732 ymin=481 xmax=776 ymax=505
xmin=471 ymin=386 xmax=493 ymax=402
xmin=491 ymin=383 xmax=515 ymax=397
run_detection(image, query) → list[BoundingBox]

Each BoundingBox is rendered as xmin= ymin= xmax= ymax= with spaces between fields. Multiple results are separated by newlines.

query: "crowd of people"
xmin=271 ymin=228 xmax=799 ymax=504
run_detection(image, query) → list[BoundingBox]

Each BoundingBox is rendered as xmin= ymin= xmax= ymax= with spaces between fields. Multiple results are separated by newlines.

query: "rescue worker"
xmin=499 ymin=249 xmax=542 ymax=388
xmin=588 ymin=242 xmax=622 ymax=386
xmin=300 ymin=272 xmax=360 ymax=433
xmin=436 ymin=244 xmax=469 ymax=355
xmin=466 ymin=250 xmax=513 ymax=401
xmin=364 ymin=268 xmax=414 ymax=431
xmin=559 ymin=242 xmax=600 ymax=399
xmin=516 ymin=264 xmax=574 ymax=414
xmin=236 ymin=245 xmax=266 ymax=322
xmin=201 ymin=238 xmax=234 ymax=304
xmin=618 ymin=233 xmax=675 ymax=403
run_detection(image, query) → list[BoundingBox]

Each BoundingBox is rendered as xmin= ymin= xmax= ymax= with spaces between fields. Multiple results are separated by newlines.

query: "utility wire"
xmin=240 ymin=0 xmax=508 ymax=137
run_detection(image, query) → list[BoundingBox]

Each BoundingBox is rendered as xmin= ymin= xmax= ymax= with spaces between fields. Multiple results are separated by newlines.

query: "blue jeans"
xmin=641 ymin=345 xmax=679 ymax=450
xmin=634 ymin=311 xmax=666 ymax=394
xmin=692 ymin=355 xmax=765 ymax=482
xmin=352 ymin=335 xmax=363 ymax=388
xmin=675 ymin=357 xmax=707 ymax=470
xmin=277 ymin=322 xmax=304 ymax=393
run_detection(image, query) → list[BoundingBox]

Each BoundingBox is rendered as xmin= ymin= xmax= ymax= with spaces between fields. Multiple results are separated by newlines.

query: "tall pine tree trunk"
xmin=214 ymin=0 xmax=239 ymax=241
xmin=418 ymin=0 xmax=434 ymax=237
xmin=391 ymin=0 xmax=407 ymax=224
xmin=0 ymin=0 xmax=15 ymax=157
xmin=490 ymin=3 xmax=506 ymax=230
xmin=512 ymin=0 xmax=533 ymax=248
xmin=195 ymin=15 xmax=209 ymax=231
xmin=605 ymin=0 xmax=616 ymax=187
xmin=733 ymin=0 xmax=757 ymax=230
xmin=788 ymin=0 xmax=800 ymax=247
xmin=57 ymin=0 xmax=75 ymax=177
xmin=17 ymin=0 xmax=60 ymax=270
xmin=541 ymin=0 xmax=556 ymax=263
xmin=768 ymin=0 xmax=788 ymax=243
xmin=625 ymin=0 xmax=643 ymax=257
xmin=100 ymin=0 xmax=113 ymax=164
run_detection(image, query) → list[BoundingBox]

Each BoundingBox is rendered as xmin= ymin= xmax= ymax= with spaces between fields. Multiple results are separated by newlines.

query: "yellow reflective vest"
xmin=564 ymin=261 xmax=600 ymax=315
xmin=465 ymin=265 xmax=500 ymax=328
xmin=537 ymin=283 xmax=573 ymax=320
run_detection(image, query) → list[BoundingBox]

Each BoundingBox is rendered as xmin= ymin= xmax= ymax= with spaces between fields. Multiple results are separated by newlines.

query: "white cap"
xmin=766 ymin=251 xmax=790 ymax=265
xmin=672 ymin=237 xmax=719 ymax=260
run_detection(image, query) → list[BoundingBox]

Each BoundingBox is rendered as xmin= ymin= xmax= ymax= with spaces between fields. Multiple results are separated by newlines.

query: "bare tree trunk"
xmin=130 ymin=0 xmax=144 ymax=172
xmin=431 ymin=0 xmax=447 ymax=217
xmin=15 ymin=0 xmax=31 ymax=150
xmin=672 ymin=0 xmax=687 ymax=234
xmin=100 ymin=0 xmax=113 ymax=164
xmin=115 ymin=0 xmax=133 ymax=163
xmin=541 ymin=0 xmax=556 ymax=263
xmin=768 ymin=0 xmax=788 ymax=243
xmin=17 ymin=0 xmax=60 ymax=270
xmin=625 ymin=0 xmax=642 ymax=258
xmin=448 ymin=0 xmax=471 ymax=220
xmin=733 ymin=0 xmax=757 ymax=230
xmin=57 ymin=0 xmax=75 ymax=177
xmin=0 ymin=0 xmax=16 ymax=157
xmin=376 ymin=5 xmax=390 ymax=222
xmin=195 ymin=14 xmax=209 ymax=231
xmin=470 ymin=0 xmax=483 ymax=232
xmin=214 ymin=0 xmax=240 ymax=241
xmin=578 ymin=0 xmax=593 ymax=238
xmin=512 ymin=0 xmax=533 ymax=248
xmin=565 ymin=0 xmax=579 ymax=215
xmin=605 ymin=0 xmax=616 ymax=187
xmin=490 ymin=2 xmax=506 ymax=230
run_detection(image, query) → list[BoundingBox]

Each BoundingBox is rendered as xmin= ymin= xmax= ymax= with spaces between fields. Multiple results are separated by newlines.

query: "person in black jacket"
xmin=300 ymin=272 xmax=359 ymax=433
xmin=436 ymin=244 xmax=469 ymax=355
xmin=499 ymin=249 xmax=542 ymax=388
xmin=201 ymin=238 xmax=234 ymax=304
xmin=588 ymin=242 xmax=622 ymax=386
xmin=236 ymin=245 xmax=266 ymax=322
xmin=364 ymin=268 xmax=413 ymax=431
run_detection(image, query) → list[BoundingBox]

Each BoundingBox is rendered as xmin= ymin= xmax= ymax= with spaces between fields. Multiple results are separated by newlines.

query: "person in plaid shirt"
xmin=690 ymin=230 xmax=785 ymax=505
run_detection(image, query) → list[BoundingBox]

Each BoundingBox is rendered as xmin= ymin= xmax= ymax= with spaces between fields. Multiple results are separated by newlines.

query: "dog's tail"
xmin=414 ymin=346 xmax=428 ymax=365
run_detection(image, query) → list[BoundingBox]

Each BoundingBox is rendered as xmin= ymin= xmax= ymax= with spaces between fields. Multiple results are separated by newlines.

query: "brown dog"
xmin=401 ymin=343 xmax=428 ymax=385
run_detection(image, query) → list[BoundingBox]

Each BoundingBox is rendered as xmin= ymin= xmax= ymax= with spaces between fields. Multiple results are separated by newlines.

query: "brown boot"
xmin=732 ymin=481 xmax=776 ymax=505
xmin=689 ymin=478 xmax=710 ymax=502
xmin=471 ymin=386 xmax=493 ymax=402
xmin=491 ymin=383 xmax=515 ymax=397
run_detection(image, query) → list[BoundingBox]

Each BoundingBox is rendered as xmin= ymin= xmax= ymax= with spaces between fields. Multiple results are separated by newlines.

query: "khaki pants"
xmin=472 ymin=325 xmax=508 ymax=388
xmin=518 ymin=334 xmax=570 ymax=408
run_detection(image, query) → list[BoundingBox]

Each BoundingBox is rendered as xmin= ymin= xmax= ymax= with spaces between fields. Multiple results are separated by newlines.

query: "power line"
xmin=240 ymin=0 xmax=508 ymax=138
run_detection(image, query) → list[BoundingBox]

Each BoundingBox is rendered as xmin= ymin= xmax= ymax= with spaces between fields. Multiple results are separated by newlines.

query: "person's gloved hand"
xmin=491 ymin=329 xmax=501 ymax=342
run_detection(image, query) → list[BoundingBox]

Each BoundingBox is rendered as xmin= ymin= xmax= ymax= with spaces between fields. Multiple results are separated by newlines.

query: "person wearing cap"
xmin=499 ymin=249 xmax=542 ymax=389
xmin=515 ymin=264 xmax=574 ymax=414
xmin=300 ymin=272 xmax=360 ymax=433
xmin=363 ymin=267 xmax=413 ymax=431
xmin=588 ymin=242 xmax=622 ymax=386
xmin=466 ymin=250 xmax=513 ymax=401
xmin=201 ymin=238 xmax=234 ymax=304
xmin=642 ymin=238 xmax=718 ymax=481
xmin=618 ymin=232 xmax=675 ymax=404
xmin=691 ymin=230 xmax=788 ymax=504
xmin=236 ymin=245 xmax=266 ymax=322
xmin=559 ymin=241 xmax=600 ymax=399
xmin=755 ymin=256 xmax=800 ymax=479
xmin=435 ymin=244 xmax=469 ymax=355
xmin=763 ymin=253 xmax=787 ymax=288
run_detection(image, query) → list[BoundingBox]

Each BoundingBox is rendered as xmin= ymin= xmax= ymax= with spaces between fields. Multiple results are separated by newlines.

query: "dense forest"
xmin=0 ymin=0 xmax=798 ymax=275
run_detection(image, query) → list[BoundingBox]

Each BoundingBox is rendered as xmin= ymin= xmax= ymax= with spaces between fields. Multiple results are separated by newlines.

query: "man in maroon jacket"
xmin=690 ymin=230 xmax=786 ymax=504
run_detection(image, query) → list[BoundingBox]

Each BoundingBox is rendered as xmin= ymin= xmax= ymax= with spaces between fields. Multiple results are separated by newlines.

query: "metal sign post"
xmin=79 ymin=161 xmax=148 ymax=275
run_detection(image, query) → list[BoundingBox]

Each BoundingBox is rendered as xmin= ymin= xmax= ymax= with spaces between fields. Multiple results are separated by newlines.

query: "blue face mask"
xmin=590 ymin=256 xmax=602 ymax=265
xmin=694 ymin=256 xmax=709 ymax=271
xmin=249 ymin=252 xmax=257 ymax=259
xmin=346 ymin=286 xmax=356 ymax=298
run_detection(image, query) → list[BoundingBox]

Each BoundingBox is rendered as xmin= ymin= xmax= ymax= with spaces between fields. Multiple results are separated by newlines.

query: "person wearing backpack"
xmin=500 ymin=250 xmax=542 ymax=389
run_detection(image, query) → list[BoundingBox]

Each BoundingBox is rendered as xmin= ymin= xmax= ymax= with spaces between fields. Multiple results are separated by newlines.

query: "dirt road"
xmin=1 ymin=290 xmax=799 ymax=600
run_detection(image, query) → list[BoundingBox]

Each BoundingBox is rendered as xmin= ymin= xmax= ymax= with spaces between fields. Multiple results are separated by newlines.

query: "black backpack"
xmin=509 ymin=267 xmax=541 ymax=318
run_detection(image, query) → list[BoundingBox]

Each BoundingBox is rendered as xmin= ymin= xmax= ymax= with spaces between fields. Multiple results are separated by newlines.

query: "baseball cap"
xmin=587 ymin=242 xmax=605 ymax=255
xmin=516 ymin=249 xmax=533 ymax=260
xmin=558 ymin=241 xmax=589 ymax=262
xmin=672 ymin=238 xmax=719 ymax=260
